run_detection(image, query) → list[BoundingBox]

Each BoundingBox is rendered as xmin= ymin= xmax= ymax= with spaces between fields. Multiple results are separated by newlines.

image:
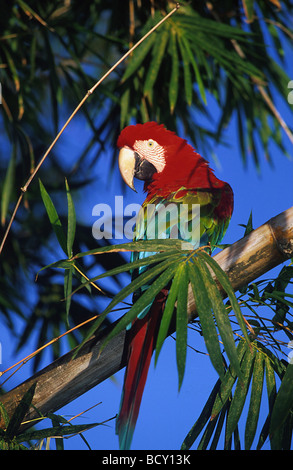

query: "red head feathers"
xmin=117 ymin=121 xmax=233 ymax=220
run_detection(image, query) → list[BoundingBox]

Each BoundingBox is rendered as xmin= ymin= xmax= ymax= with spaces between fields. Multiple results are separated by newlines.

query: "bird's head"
xmin=117 ymin=121 xmax=230 ymax=200
xmin=117 ymin=122 xmax=168 ymax=191
xmin=117 ymin=121 xmax=233 ymax=218
xmin=117 ymin=122 xmax=203 ymax=192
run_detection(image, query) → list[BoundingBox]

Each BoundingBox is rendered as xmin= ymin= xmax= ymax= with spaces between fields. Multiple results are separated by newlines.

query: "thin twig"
xmin=0 ymin=313 xmax=100 ymax=385
xmin=0 ymin=3 xmax=180 ymax=256
xmin=258 ymin=17 xmax=293 ymax=40
xmin=66 ymin=402 xmax=102 ymax=422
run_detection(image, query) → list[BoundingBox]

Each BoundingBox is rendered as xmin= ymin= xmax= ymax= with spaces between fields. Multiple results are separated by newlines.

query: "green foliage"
xmin=0 ymin=384 xmax=99 ymax=450
xmin=181 ymin=338 xmax=293 ymax=450
xmin=180 ymin=259 xmax=293 ymax=450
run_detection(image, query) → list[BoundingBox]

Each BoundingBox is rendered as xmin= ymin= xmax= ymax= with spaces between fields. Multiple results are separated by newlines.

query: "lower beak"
xmin=118 ymin=147 xmax=137 ymax=192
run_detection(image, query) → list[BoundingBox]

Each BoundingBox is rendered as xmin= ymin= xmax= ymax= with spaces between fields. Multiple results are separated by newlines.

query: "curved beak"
xmin=118 ymin=146 xmax=157 ymax=191
xmin=118 ymin=147 xmax=137 ymax=192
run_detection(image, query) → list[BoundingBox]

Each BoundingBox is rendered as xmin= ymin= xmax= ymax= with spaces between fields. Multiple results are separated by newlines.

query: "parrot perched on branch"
xmin=116 ymin=121 xmax=233 ymax=449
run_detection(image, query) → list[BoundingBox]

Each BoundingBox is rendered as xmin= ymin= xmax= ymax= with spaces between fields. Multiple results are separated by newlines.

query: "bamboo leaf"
xmin=199 ymin=251 xmax=250 ymax=346
xmin=5 ymin=384 xmax=36 ymax=438
xmin=65 ymin=178 xmax=76 ymax=257
xmin=39 ymin=179 xmax=67 ymax=256
xmin=274 ymin=265 xmax=293 ymax=294
xmin=177 ymin=35 xmax=193 ymax=106
xmin=121 ymin=34 xmax=156 ymax=83
xmin=245 ymin=351 xmax=265 ymax=449
xmin=281 ymin=413 xmax=293 ymax=450
xmin=76 ymin=257 xmax=178 ymax=352
xmin=120 ymin=87 xmax=130 ymax=129
xmin=155 ymin=261 xmax=183 ymax=365
xmin=265 ymin=355 xmax=277 ymax=409
xmin=225 ymin=346 xmax=256 ymax=446
xmin=49 ymin=413 xmax=66 ymax=450
xmin=169 ymin=29 xmax=179 ymax=113
xmin=1 ymin=147 xmax=16 ymax=226
xmin=15 ymin=423 xmax=98 ymax=444
xmin=188 ymin=31 xmax=263 ymax=80
xmin=211 ymin=340 xmax=247 ymax=419
xmin=243 ymin=210 xmax=254 ymax=236
xmin=73 ymin=239 xmax=184 ymax=259
xmin=36 ymin=259 xmax=74 ymax=276
xmin=144 ymin=29 xmax=169 ymax=104
xmin=188 ymin=260 xmax=226 ymax=379
xmin=101 ymin=263 xmax=177 ymax=350
xmin=270 ymin=363 xmax=293 ymax=441
xmin=175 ymin=12 xmax=253 ymax=39
xmin=64 ymin=266 xmax=73 ymax=325
xmin=77 ymin=250 xmax=182 ymax=287
xmin=0 ymin=402 xmax=10 ymax=429
xmin=197 ymin=257 xmax=242 ymax=380
xmin=176 ymin=262 xmax=188 ymax=390
xmin=181 ymin=36 xmax=206 ymax=104
xmin=256 ymin=355 xmax=277 ymax=449
xmin=72 ymin=251 xmax=183 ymax=299
xmin=2 ymin=43 xmax=20 ymax=92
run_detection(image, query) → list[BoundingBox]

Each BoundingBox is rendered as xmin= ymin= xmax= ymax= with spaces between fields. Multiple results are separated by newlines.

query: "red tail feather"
xmin=116 ymin=290 xmax=167 ymax=450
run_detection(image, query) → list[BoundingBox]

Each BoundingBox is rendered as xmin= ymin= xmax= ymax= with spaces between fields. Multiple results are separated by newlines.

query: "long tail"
xmin=116 ymin=290 xmax=167 ymax=450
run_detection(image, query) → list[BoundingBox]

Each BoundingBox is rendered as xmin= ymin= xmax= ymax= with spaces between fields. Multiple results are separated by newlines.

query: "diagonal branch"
xmin=0 ymin=206 xmax=293 ymax=433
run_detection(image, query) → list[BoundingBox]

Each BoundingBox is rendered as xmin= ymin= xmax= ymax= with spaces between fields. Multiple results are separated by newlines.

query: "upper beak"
xmin=118 ymin=147 xmax=137 ymax=192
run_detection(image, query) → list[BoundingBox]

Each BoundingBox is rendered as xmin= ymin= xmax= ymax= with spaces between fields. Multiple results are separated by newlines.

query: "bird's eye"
xmin=147 ymin=140 xmax=155 ymax=148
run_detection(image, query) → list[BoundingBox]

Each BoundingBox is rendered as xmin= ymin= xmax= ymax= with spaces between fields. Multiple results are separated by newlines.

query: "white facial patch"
xmin=134 ymin=139 xmax=166 ymax=173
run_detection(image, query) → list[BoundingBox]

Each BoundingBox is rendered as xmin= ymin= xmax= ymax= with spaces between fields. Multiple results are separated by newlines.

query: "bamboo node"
xmin=278 ymin=238 xmax=293 ymax=257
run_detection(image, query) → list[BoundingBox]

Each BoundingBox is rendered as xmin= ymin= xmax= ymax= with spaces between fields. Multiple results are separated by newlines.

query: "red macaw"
xmin=116 ymin=121 xmax=233 ymax=449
